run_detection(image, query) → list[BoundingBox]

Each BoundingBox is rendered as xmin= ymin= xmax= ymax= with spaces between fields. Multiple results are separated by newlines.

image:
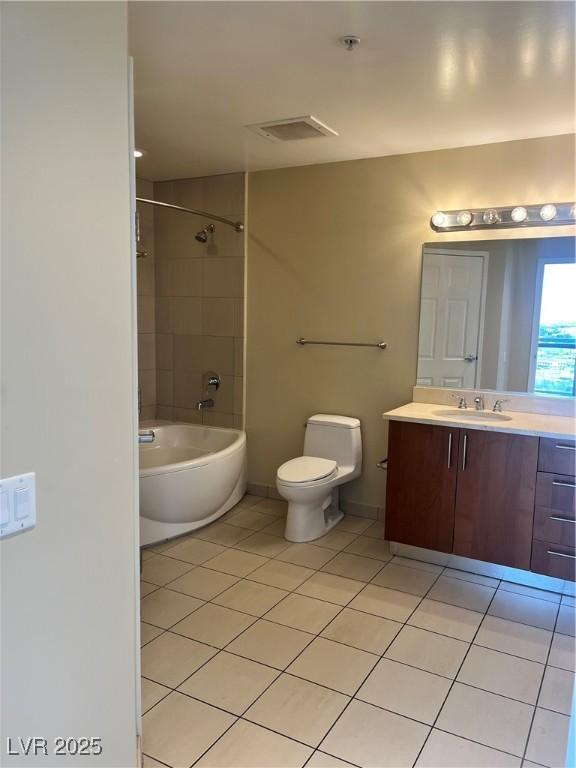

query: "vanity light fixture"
xmin=511 ymin=206 xmax=528 ymax=223
xmin=456 ymin=210 xmax=473 ymax=226
xmin=539 ymin=203 xmax=557 ymax=221
xmin=430 ymin=201 xmax=576 ymax=231
xmin=482 ymin=208 xmax=500 ymax=225
xmin=431 ymin=211 xmax=447 ymax=228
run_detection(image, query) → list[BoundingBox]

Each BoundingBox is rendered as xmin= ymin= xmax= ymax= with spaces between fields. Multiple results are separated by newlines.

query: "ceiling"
xmin=129 ymin=1 xmax=575 ymax=181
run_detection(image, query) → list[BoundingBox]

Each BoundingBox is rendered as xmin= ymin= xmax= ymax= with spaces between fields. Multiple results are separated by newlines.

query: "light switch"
xmin=0 ymin=473 xmax=36 ymax=537
xmin=14 ymin=487 xmax=31 ymax=520
xmin=0 ymin=491 xmax=9 ymax=527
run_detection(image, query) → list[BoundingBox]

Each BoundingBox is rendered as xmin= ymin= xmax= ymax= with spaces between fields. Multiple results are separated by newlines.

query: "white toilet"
xmin=276 ymin=414 xmax=362 ymax=542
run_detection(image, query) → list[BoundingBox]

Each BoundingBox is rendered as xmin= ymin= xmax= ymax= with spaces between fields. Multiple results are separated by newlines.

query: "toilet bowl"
xmin=276 ymin=414 xmax=362 ymax=542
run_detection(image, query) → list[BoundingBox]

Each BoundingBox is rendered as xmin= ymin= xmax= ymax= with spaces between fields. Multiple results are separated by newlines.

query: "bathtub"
xmin=139 ymin=422 xmax=247 ymax=546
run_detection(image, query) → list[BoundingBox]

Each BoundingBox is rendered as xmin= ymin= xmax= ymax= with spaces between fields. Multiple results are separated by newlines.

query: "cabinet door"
xmin=453 ymin=430 xmax=538 ymax=569
xmin=385 ymin=421 xmax=459 ymax=553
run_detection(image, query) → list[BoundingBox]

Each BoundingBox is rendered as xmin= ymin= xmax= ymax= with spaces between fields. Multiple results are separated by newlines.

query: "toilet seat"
xmin=277 ymin=456 xmax=337 ymax=485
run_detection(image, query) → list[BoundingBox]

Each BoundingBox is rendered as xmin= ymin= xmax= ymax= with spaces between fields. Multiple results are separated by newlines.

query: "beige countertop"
xmin=383 ymin=401 xmax=576 ymax=440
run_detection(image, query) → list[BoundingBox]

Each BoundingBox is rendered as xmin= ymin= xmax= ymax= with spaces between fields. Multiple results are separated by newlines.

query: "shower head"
xmin=195 ymin=223 xmax=215 ymax=243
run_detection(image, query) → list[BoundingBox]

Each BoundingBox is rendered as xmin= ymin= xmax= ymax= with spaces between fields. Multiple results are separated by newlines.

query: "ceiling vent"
xmin=247 ymin=115 xmax=338 ymax=142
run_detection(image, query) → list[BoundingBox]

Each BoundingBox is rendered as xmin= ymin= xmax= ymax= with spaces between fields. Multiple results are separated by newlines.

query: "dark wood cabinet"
xmin=452 ymin=430 xmax=538 ymax=569
xmin=384 ymin=419 xmax=566 ymax=576
xmin=385 ymin=421 xmax=458 ymax=553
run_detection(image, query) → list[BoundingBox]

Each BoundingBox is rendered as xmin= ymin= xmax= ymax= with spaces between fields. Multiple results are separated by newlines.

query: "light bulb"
xmin=134 ymin=149 xmax=144 ymax=158
xmin=483 ymin=208 xmax=500 ymax=225
xmin=511 ymin=206 xmax=528 ymax=223
xmin=540 ymin=204 xmax=557 ymax=221
xmin=456 ymin=210 xmax=472 ymax=226
xmin=431 ymin=211 xmax=447 ymax=228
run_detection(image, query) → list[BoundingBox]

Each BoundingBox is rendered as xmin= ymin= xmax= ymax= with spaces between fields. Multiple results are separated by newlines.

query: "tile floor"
xmin=140 ymin=495 xmax=575 ymax=768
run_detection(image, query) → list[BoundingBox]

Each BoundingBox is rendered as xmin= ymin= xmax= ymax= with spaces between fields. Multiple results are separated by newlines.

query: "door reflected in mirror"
xmin=417 ymin=237 xmax=576 ymax=396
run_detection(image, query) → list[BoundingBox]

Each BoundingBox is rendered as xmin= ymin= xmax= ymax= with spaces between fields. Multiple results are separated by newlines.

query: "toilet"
xmin=276 ymin=414 xmax=362 ymax=542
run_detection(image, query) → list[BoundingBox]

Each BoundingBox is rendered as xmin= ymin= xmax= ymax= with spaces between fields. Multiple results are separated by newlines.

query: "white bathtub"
xmin=139 ymin=422 xmax=247 ymax=546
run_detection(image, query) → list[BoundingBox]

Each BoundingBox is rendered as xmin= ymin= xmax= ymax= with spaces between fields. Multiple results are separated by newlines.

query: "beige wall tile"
xmin=137 ymin=294 xmax=155 ymax=333
xmin=172 ymin=407 xmax=202 ymax=424
xmin=203 ymin=336 xmax=235 ymax=374
xmin=137 ymin=256 xmax=155 ymax=296
xmin=138 ymin=333 xmax=156 ymax=371
xmin=155 ymin=297 xmax=171 ymax=333
xmin=202 ymin=297 xmax=243 ymax=336
xmin=139 ymin=370 xmax=156 ymax=407
xmin=204 ymin=172 xmax=244 ymax=220
xmin=157 ymin=259 xmax=203 ymax=297
xmin=156 ymin=405 xmax=174 ymax=421
xmin=171 ymin=297 xmax=202 ymax=335
xmin=203 ymin=257 xmax=244 ymax=297
xmin=156 ymin=370 xmax=174 ymax=406
xmin=211 ymin=374 xmax=234 ymax=414
xmin=174 ymin=334 xmax=203 ymax=372
xmin=156 ymin=334 xmax=173 ymax=370
xmin=202 ymin=411 xmax=235 ymax=428
xmin=152 ymin=172 xmax=245 ymax=422
xmin=139 ymin=405 xmax=156 ymax=421
xmin=174 ymin=372 xmax=202 ymax=409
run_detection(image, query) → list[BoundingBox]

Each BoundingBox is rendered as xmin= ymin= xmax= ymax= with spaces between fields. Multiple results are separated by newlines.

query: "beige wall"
xmin=1 ymin=3 xmax=138 ymax=764
xmin=137 ymin=179 xmax=157 ymax=418
xmin=246 ymin=135 xmax=576 ymax=513
xmin=152 ymin=174 xmax=245 ymax=427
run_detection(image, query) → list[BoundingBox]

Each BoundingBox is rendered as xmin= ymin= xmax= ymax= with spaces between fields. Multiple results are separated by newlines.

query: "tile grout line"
xmin=174 ymin=533 xmax=400 ymax=767
xmin=140 ymin=500 xmax=573 ymax=768
xmin=297 ymin=558 xmax=447 ymax=761
xmin=408 ymin=579 xmax=536 ymax=766
xmin=520 ymin=596 xmax=562 ymax=766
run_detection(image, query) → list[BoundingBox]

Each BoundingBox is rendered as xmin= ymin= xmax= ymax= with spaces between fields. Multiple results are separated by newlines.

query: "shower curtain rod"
xmin=136 ymin=197 xmax=244 ymax=232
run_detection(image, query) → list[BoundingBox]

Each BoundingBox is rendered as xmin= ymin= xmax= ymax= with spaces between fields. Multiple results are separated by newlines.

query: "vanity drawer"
xmin=535 ymin=471 xmax=575 ymax=512
xmin=531 ymin=540 xmax=576 ymax=581
xmin=538 ymin=438 xmax=576 ymax=475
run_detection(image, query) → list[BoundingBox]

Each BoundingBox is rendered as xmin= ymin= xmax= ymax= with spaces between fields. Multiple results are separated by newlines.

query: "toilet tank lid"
xmin=307 ymin=414 xmax=360 ymax=429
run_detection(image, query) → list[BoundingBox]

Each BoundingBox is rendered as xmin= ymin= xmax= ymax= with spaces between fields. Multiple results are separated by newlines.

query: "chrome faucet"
xmin=196 ymin=398 xmax=215 ymax=411
xmin=492 ymin=399 xmax=509 ymax=413
xmin=450 ymin=393 xmax=468 ymax=409
xmin=473 ymin=395 xmax=485 ymax=411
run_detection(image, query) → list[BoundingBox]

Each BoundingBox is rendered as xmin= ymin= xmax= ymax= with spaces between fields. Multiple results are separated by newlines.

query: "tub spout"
xmin=196 ymin=398 xmax=215 ymax=411
xmin=138 ymin=429 xmax=155 ymax=444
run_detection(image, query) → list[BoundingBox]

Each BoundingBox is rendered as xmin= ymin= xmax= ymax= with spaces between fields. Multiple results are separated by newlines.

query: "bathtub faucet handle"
xmin=196 ymin=398 xmax=215 ymax=411
xmin=138 ymin=429 xmax=155 ymax=444
xmin=204 ymin=371 xmax=220 ymax=392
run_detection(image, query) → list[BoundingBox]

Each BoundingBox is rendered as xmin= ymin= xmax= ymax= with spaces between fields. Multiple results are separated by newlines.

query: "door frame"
xmin=421 ymin=247 xmax=489 ymax=388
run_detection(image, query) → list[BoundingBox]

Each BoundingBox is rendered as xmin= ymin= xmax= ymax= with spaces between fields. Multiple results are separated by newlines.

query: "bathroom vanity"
xmin=383 ymin=401 xmax=576 ymax=581
xmin=384 ymin=235 xmax=576 ymax=585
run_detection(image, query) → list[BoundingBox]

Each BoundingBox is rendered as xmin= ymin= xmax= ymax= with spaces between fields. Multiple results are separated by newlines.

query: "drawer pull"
xmin=462 ymin=434 xmax=468 ymax=471
xmin=550 ymin=515 xmax=576 ymax=524
xmin=552 ymin=480 xmax=576 ymax=488
xmin=555 ymin=444 xmax=576 ymax=451
xmin=547 ymin=549 xmax=576 ymax=560
xmin=447 ymin=433 xmax=453 ymax=469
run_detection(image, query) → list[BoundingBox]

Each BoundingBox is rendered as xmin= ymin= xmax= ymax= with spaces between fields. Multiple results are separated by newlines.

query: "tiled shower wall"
xmin=153 ymin=173 xmax=245 ymax=427
xmin=136 ymin=178 xmax=157 ymax=420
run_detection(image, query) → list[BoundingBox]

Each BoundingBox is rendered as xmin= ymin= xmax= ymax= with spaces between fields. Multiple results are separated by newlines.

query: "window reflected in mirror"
xmin=417 ymin=237 xmax=576 ymax=396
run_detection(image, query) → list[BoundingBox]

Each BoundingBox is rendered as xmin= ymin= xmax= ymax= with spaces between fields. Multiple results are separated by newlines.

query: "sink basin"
xmin=433 ymin=408 xmax=513 ymax=422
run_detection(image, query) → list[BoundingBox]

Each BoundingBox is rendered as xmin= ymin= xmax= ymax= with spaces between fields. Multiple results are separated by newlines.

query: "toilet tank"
xmin=303 ymin=414 xmax=362 ymax=470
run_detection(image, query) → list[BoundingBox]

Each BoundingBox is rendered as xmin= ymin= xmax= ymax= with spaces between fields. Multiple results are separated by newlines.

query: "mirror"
xmin=417 ymin=236 xmax=576 ymax=396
